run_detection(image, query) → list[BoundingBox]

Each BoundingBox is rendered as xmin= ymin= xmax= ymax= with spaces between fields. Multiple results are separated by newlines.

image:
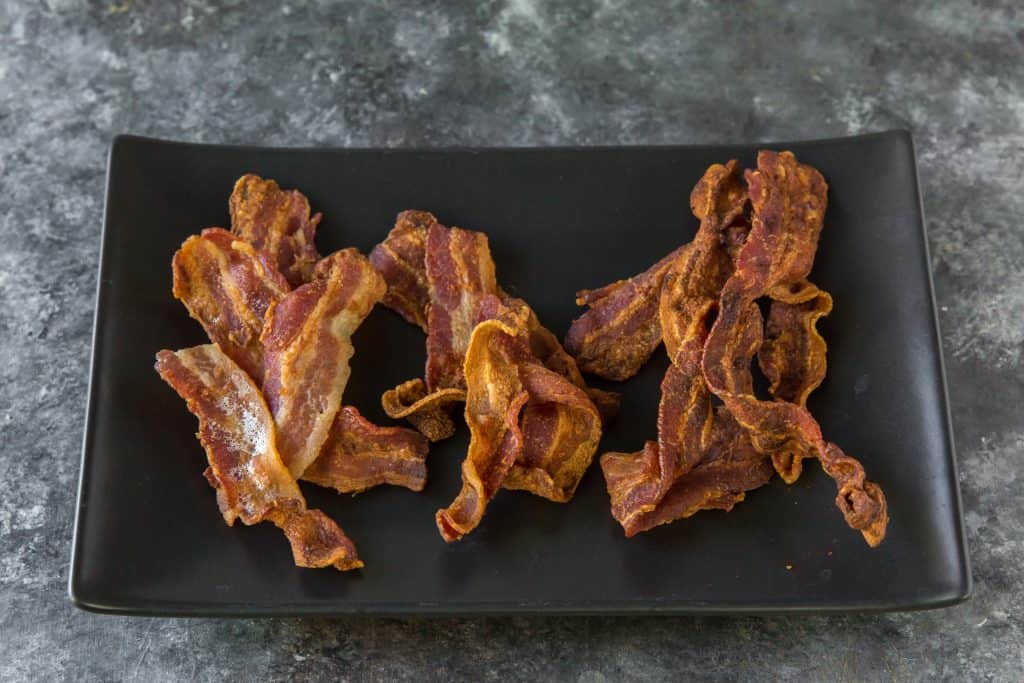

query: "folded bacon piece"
xmin=603 ymin=408 xmax=774 ymax=535
xmin=302 ymin=406 xmax=429 ymax=494
xmin=380 ymin=379 xmax=466 ymax=442
xmin=436 ymin=316 xmax=530 ymax=542
xmin=155 ymin=345 xmax=362 ymax=571
xmin=425 ymin=223 xmax=500 ymax=391
xmin=436 ymin=305 xmax=603 ymax=540
xmin=262 ymin=248 xmax=386 ymax=478
xmin=758 ymin=280 xmax=833 ymax=408
xmin=376 ymin=219 xmax=615 ymax=444
xmin=368 ymin=210 xmax=436 ymax=331
xmin=502 ymin=361 xmax=604 ymax=503
xmin=171 ymin=228 xmax=290 ymax=383
xmin=599 ymin=161 xmax=758 ymax=534
xmin=564 ymin=245 xmax=686 ymax=382
xmin=702 ymin=151 xmax=888 ymax=546
xmin=229 ymin=174 xmax=322 ymax=287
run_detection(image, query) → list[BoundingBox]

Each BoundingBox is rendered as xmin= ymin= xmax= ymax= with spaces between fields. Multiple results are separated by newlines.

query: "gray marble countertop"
xmin=1 ymin=1 xmax=1021 ymax=680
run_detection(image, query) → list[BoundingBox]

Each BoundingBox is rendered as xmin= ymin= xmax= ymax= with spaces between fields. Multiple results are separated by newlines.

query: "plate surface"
xmin=70 ymin=131 xmax=970 ymax=615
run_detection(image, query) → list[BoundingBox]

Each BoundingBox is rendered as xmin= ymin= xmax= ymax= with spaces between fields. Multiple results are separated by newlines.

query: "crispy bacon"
xmin=564 ymin=245 xmax=685 ymax=382
xmin=424 ymin=223 xmax=500 ymax=391
xmin=436 ymin=304 xmax=603 ymax=541
xmin=171 ymin=228 xmax=290 ymax=383
xmin=229 ymin=174 xmax=322 ymax=287
xmin=155 ymin=345 xmax=362 ymax=570
xmin=376 ymin=219 xmax=616 ymax=443
xmin=758 ymin=280 xmax=833 ymax=407
xmin=262 ymin=248 xmax=386 ymax=478
xmin=501 ymin=361 xmax=603 ymax=503
xmin=603 ymin=408 xmax=773 ymax=535
xmin=302 ymin=406 xmax=429 ymax=494
xmin=600 ymin=161 xmax=759 ymax=533
xmin=368 ymin=210 xmax=436 ymax=331
xmin=436 ymin=316 xmax=530 ymax=542
xmin=702 ymin=151 xmax=888 ymax=546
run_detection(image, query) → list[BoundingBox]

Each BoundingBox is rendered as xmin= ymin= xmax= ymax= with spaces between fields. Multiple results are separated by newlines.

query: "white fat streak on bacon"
xmin=261 ymin=249 xmax=386 ymax=478
xmin=158 ymin=345 xmax=301 ymax=522
xmin=155 ymin=344 xmax=363 ymax=570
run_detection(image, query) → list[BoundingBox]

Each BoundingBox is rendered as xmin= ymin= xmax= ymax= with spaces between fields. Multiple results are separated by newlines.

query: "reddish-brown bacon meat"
xmin=261 ymin=248 xmax=386 ymax=478
xmin=229 ymin=174 xmax=322 ymax=287
xmin=155 ymin=345 xmax=362 ymax=571
xmin=171 ymin=228 xmax=290 ymax=383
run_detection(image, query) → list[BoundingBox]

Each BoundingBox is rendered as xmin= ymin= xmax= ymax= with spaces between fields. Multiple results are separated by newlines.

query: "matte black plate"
xmin=70 ymin=132 xmax=970 ymax=616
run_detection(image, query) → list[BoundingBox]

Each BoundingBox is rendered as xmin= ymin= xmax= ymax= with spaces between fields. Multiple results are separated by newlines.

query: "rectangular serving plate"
xmin=70 ymin=131 xmax=970 ymax=616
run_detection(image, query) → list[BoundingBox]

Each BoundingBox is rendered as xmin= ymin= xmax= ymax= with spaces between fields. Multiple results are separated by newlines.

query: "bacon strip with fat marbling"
xmin=229 ymin=174 xmax=322 ymax=287
xmin=171 ymin=227 xmax=290 ymax=383
xmin=701 ymin=151 xmax=888 ymax=546
xmin=262 ymin=248 xmax=386 ymax=478
xmin=436 ymin=301 xmax=603 ymax=541
xmin=155 ymin=344 xmax=362 ymax=570
xmin=302 ymin=406 xmax=429 ymax=494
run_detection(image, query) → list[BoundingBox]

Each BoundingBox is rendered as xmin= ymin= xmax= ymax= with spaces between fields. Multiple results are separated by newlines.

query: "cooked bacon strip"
xmin=368 ymin=210 xmax=436 ymax=331
xmin=702 ymin=151 xmax=888 ymax=546
xmin=502 ymin=362 xmax=604 ymax=503
xmin=425 ymin=223 xmax=500 ymax=390
xmin=437 ymin=300 xmax=604 ymax=539
xmin=564 ymin=245 xmax=685 ymax=382
xmin=521 ymin=304 xmax=621 ymax=423
xmin=603 ymin=408 xmax=773 ymax=535
xmin=229 ymin=174 xmax=322 ymax=287
xmin=381 ymin=379 xmax=466 ymax=442
xmin=154 ymin=345 xmax=362 ymax=570
xmin=758 ymin=280 xmax=833 ymax=407
xmin=599 ymin=161 xmax=760 ymax=534
xmin=262 ymin=248 xmax=386 ymax=478
xmin=171 ymin=228 xmax=290 ymax=383
xmin=436 ymin=316 xmax=530 ymax=542
xmin=301 ymin=406 xmax=429 ymax=494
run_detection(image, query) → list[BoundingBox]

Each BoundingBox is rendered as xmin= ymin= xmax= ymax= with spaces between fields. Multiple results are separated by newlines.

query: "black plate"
xmin=70 ymin=132 xmax=970 ymax=616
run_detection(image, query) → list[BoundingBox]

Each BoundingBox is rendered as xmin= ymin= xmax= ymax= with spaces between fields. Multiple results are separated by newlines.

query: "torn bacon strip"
xmin=229 ymin=174 xmax=322 ymax=288
xmin=436 ymin=301 xmax=603 ymax=541
xmin=171 ymin=228 xmax=290 ymax=384
xmin=155 ymin=345 xmax=362 ymax=571
xmin=302 ymin=406 xmax=429 ymax=494
xmin=262 ymin=248 xmax=386 ymax=479
xmin=702 ymin=150 xmax=887 ymax=546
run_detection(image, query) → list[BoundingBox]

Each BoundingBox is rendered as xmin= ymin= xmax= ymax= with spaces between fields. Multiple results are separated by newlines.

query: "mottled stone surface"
xmin=1 ymin=0 xmax=1021 ymax=680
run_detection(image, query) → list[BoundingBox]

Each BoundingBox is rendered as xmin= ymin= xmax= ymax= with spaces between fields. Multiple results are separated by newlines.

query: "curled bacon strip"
xmin=702 ymin=151 xmax=888 ymax=546
xmin=758 ymin=280 xmax=833 ymax=409
xmin=262 ymin=248 xmax=386 ymax=478
xmin=600 ymin=161 xmax=763 ymax=534
xmin=368 ymin=210 xmax=436 ymax=331
xmin=376 ymin=218 xmax=615 ymax=441
xmin=155 ymin=345 xmax=362 ymax=571
xmin=171 ymin=228 xmax=290 ymax=383
xmin=229 ymin=174 xmax=322 ymax=287
xmin=564 ymin=245 xmax=686 ymax=381
xmin=302 ymin=406 xmax=429 ymax=494
xmin=436 ymin=304 xmax=603 ymax=540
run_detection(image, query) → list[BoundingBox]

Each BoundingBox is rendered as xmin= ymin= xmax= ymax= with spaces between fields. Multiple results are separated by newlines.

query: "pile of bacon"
xmin=369 ymin=212 xmax=616 ymax=541
xmin=565 ymin=151 xmax=889 ymax=547
xmin=156 ymin=176 xmax=612 ymax=571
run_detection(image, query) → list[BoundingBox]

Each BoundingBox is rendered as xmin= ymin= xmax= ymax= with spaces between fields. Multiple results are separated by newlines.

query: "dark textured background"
xmin=1 ymin=1 xmax=1021 ymax=680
